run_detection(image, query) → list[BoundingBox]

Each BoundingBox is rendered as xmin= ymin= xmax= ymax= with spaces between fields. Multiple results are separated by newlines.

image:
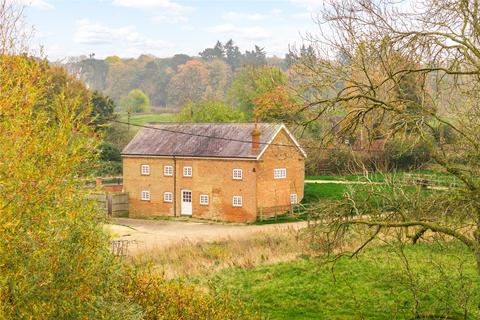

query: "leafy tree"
xmin=224 ymin=39 xmax=242 ymax=70
xmin=120 ymin=89 xmax=150 ymax=113
xmin=243 ymin=45 xmax=267 ymax=66
xmin=253 ymin=85 xmax=301 ymax=124
xmin=0 ymin=37 xmax=138 ymax=320
xmin=228 ymin=66 xmax=287 ymax=118
xmin=205 ymin=59 xmax=230 ymax=100
xmin=177 ymin=100 xmax=244 ymax=123
xmin=169 ymin=54 xmax=191 ymax=70
xmin=167 ymin=60 xmax=209 ymax=107
xmin=137 ymin=60 xmax=172 ymax=107
xmin=90 ymin=90 xmax=115 ymax=129
xmin=297 ymin=0 xmax=480 ymax=305
xmin=199 ymin=41 xmax=225 ymax=61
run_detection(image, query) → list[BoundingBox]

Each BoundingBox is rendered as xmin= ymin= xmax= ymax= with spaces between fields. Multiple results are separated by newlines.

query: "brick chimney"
xmin=251 ymin=123 xmax=261 ymax=152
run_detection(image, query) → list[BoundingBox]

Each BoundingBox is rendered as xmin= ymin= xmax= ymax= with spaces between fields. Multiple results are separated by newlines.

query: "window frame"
xmin=232 ymin=168 xmax=243 ymax=180
xmin=232 ymin=196 xmax=243 ymax=207
xmin=141 ymin=164 xmax=150 ymax=176
xmin=274 ymin=168 xmax=287 ymax=179
xmin=290 ymin=193 xmax=298 ymax=204
xmin=199 ymin=194 xmax=209 ymax=205
xmin=141 ymin=190 xmax=150 ymax=201
xmin=164 ymin=165 xmax=173 ymax=176
xmin=183 ymin=166 xmax=192 ymax=177
xmin=163 ymin=192 xmax=173 ymax=203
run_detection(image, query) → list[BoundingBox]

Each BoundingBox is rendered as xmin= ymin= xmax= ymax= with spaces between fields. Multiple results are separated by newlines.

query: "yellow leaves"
xmin=122 ymin=267 xmax=257 ymax=320
xmin=253 ymin=85 xmax=301 ymax=123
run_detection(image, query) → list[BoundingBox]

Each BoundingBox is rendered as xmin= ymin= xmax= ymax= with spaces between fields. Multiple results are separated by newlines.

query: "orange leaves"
xmin=253 ymin=85 xmax=300 ymax=123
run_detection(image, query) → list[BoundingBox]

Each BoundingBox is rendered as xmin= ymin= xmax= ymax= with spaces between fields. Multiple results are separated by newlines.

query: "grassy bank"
xmin=208 ymin=242 xmax=479 ymax=319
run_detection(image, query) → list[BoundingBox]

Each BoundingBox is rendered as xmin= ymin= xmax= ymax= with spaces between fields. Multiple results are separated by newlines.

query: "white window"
xmin=164 ymin=165 xmax=173 ymax=176
xmin=141 ymin=164 xmax=150 ymax=175
xmin=164 ymin=192 xmax=173 ymax=203
xmin=274 ymin=168 xmax=287 ymax=179
xmin=290 ymin=193 xmax=298 ymax=204
xmin=232 ymin=196 xmax=243 ymax=207
xmin=233 ymin=169 xmax=243 ymax=180
xmin=141 ymin=190 xmax=150 ymax=201
xmin=183 ymin=166 xmax=192 ymax=177
xmin=200 ymin=194 xmax=209 ymax=205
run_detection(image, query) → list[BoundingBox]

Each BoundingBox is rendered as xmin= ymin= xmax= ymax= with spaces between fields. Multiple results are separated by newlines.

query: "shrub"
xmin=326 ymin=145 xmax=359 ymax=174
xmin=385 ymin=139 xmax=431 ymax=170
xmin=123 ymin=266 xmax=257 ymax=320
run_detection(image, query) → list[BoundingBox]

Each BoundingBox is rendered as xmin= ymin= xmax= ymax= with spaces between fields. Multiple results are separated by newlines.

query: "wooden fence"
xmin=87 ymin=192 xmax=129 ymax=217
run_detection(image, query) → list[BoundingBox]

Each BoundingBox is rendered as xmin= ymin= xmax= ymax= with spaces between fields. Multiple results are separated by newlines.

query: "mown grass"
xmin=118 ymin=112 xmax=177 ymax=130
xmin=306 ymin=170 xmax=460 ymax=187
xmin=208 ymin=242 xmax=479 ymax=320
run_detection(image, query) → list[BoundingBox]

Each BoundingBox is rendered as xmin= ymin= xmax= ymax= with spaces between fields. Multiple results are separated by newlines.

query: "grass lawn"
xmin=306 ymin=170 xmax=460 ymax=187
xmin=209 ymin=243 xmax=479 ymax=319
xmin=302 ymin=183 xmax=348 ymax=202
xmin=118 ymin=112 xmax=177 ymax=130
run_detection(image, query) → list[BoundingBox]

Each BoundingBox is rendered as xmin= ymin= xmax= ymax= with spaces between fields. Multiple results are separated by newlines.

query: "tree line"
xmin=64 ymin=40 xmax=314 ymax=110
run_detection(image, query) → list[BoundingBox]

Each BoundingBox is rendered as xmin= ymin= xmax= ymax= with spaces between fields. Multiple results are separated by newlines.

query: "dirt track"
xmin=107 ymin=218 xmax=307 ymax=254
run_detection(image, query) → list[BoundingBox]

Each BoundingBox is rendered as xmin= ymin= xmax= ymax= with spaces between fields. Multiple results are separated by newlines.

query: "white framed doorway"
xmin=181 ymin=190 xmax=192 ymax=216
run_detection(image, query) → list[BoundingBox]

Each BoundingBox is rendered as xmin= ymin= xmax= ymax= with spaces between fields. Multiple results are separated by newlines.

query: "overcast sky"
xmin=22 ymin=0 xmax=323 ymax=61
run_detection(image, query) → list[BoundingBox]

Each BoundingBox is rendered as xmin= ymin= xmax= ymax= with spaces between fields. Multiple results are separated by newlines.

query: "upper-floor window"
xmin=290 ymin=193 xmax=298 ymax=204
xmin=200 ymin=194 xmax=209 ymax=205
xmin=164 ymin=192 xmax=173 ymax=203
xmin=164 ymin=165 xmax=173 ymax=176
xmin=141 ymin=164 xmax=150 ymax=175
xmin=141 ymin=190 xmax=150 ymax=201
xmin=183 ymin=166 xmax=192 ymax=177
xmin=274 ymin=168 xmax=286 ymax=179
xmin=232 ymin=196 xmax=243 ymax=207
xmin=232 ymin=169 xmax=243 ymax=180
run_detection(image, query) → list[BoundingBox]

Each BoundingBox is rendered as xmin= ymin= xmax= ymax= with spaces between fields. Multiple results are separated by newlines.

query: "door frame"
xmin=181 ymin=189 xmax=192 ymax=216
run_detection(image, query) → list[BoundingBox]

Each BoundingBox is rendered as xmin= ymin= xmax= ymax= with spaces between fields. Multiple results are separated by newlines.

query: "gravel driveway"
xmin=108 ymin=218 xmax=307 ymax=255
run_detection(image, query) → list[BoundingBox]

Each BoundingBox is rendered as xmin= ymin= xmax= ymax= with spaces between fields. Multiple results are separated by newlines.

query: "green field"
xmin=306 ymin=170 xmax=460 ymax=187
xmin=209 ymin=243 xmax=479 ymax=319
xmin=118 ymin=112 xmax=178 ymax=130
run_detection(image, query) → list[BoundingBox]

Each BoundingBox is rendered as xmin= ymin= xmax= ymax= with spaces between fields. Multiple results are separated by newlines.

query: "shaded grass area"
xmin=209 ymin=243 xmax=479 ymax=320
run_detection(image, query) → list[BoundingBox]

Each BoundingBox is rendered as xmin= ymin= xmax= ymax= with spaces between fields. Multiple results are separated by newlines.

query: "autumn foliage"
xmin=0 ymin=55 xmax=139 ymax=319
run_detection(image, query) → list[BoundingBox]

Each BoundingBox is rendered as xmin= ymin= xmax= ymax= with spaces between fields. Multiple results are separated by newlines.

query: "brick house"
xmin=122 ymin=123 xmax=306 ymax=223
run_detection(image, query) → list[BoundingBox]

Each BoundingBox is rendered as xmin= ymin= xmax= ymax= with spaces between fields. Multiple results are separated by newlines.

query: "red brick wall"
xmin=123 ymin=157 xmax=258 ymax=222
xmin=256 ymin=129 xmax=305 ymax=218
xmin=122 ymin=129 xmax=305 ymax=223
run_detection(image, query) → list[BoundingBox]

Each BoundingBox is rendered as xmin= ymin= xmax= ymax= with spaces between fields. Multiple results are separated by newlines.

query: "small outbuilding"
xmin=122 ymin=123 xmax=306 ymax=222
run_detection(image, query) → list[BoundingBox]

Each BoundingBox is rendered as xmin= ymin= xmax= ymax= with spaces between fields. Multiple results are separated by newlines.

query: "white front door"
xmin=181 ymin=190 xmax=192 ymax=216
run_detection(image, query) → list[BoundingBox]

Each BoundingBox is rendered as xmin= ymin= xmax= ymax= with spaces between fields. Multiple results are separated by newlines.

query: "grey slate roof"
xmin=122 ymin=123 xmax=285 ymax=159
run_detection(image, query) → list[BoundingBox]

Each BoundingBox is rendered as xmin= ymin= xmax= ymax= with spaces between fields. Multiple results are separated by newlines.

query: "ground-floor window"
xmin=164 ymin=192 xmax=173 ymax=202
xmin=141 ymin=190 xmax=150 ymax=201
xmin=232 ymin=196 xmax=243 ymax=207
xmin=200 ymin=194 xmax=209 ymax=205
xmin=290 ymin=193 xmax=298 ymax=204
